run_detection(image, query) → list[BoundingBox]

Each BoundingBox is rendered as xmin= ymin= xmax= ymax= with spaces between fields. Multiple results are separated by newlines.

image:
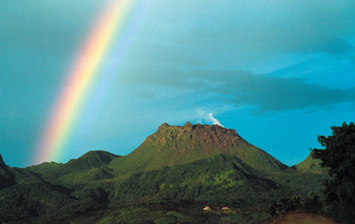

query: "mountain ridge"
xmin=0 ymin=122 xmax=329 ymax=224
xmin=108 ymin=122 xmax=287 ymax=176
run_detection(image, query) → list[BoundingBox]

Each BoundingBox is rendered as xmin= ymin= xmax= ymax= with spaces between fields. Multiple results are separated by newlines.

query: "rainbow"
xmin=33 ymin=0 xmax=145 ymax=165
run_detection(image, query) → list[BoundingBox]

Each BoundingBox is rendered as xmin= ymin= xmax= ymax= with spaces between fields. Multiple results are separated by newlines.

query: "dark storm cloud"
xmin=214 ymin=72 xmax=355 ymax=113
xmin=120 ymin=67 xmax=354 ymax=113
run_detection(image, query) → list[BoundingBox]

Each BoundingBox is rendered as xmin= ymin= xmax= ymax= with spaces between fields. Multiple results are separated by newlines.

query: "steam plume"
xmin=207 ymin=113 xmax=224 ymax=127
xmin=197 ymin=109 xmax=224 ymax=127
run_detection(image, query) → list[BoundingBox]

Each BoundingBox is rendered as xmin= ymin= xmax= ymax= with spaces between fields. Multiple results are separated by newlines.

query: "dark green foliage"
xmin=0 ymin=151 xmax=325 ymax=224
xmin=312 ymin=122 xmax=355 ymax=224
xmin=27 ymin=150 xmax=118 ymax=183
xmin=268 ymin=193 xmax=323 ymax=217
xmin=0 ymin=151 xmax=119 ymax=223
xmin=112 ymin=154 xmax=280 ymax=208
xmin=0 ymin=181 xmax=76 ymax=223
xmin=0 ymin=154 xmax=15 ymax=189
xmin=0 ymin=124 xmax=336 ymax=223
xmin=269 ymin=170 xmax=329 ymax=195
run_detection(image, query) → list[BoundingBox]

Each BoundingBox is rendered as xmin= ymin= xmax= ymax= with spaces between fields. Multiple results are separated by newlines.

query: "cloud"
xmin=119 ymin=66 xmax=355 ymax=114
xmin=131 ymin=0 xmax=355 ymax=71
xmin=223 ymin=73 xmax=355 ymax=113
xmin=201 ymin=71 xmax=355 ymax=113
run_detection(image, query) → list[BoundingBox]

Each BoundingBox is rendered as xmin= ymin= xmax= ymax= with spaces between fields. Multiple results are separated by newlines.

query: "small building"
xmin=222 ymin=207 xmax=229 ymax=210
xmin=203 ymin=206 xmax=211 ymax=211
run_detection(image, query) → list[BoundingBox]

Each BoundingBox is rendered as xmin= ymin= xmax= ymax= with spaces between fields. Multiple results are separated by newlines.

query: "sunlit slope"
xmin=27 ymin=150 xmax=119 ymax=186
xmin=109 ymin=122 xmax=287 ymax=175
xmin=294 ymin=153 xmax=327 ymax=174
xmin=113 ymin=154 xmax=280 ymax=206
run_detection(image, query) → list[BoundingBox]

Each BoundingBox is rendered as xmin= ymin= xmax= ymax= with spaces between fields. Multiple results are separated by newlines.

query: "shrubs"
xmin=268 ymin=193 xmax=322 ymax=217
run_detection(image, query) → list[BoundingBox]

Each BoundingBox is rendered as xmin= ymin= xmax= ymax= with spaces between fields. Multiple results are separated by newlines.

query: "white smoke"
xmin=197 ymin=109 xmax=224 ymax=127
xmin=207 ymin=113 xmax=224 ymax=127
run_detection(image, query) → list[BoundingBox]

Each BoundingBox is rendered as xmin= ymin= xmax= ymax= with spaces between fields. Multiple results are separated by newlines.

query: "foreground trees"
xmin=312 ymin=122 xmax=355 ymax=224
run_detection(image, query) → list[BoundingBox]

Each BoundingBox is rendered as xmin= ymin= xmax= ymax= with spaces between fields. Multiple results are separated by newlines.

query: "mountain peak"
xmin=158 ymin=122 xmax=231 ymax=134
xmin=66 ymin=150 xmax=119 ymax=171
xmin=0 ymin=154 xmax=15 ymax=189
xmin=153 ymin=122 xmax=240 ymax=146
xmin=0 ymin=154 xmax=6 ymax=170
xmin=116 ymin=122 xmax=286 ymax=173
xmin=0 ymin=154 xmax=12 ymax=176
xmin=184 ymin=121 xmax=193 ymax=128
xmin=159 ymin=122 xmax=170 ymax=128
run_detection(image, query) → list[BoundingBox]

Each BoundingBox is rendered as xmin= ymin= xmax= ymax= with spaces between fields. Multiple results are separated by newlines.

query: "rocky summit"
xmin=111 ymin=122 xmax=287 ymax=173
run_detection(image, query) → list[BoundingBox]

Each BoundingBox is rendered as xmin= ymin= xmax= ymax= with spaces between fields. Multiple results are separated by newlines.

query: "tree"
xmin=312 ymin=122 xmax=355 ymax=224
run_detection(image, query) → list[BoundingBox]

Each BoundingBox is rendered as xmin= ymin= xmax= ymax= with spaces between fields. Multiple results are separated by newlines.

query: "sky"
xmin=1 ymin=0 xmax=354 ymax=168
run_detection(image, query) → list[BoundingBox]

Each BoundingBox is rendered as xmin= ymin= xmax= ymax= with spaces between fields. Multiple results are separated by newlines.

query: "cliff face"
xmin=110 ymin=122 xmax=287 ymax=173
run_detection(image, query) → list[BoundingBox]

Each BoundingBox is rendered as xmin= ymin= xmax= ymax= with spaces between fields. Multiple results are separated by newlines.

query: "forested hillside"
xmin=0 ymin=123 xmax=332 ymax=224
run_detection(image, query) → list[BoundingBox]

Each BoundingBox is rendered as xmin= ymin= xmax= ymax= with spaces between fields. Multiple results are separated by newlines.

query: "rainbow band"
xmin=34 ymin=0 xmax=142 ymax=165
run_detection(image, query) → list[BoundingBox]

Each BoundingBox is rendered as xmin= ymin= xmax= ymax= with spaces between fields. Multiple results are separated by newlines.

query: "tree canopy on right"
xmin=312 ymin=122 xmax=355 ymax=224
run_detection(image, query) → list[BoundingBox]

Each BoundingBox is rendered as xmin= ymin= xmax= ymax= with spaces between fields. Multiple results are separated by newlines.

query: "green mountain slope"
xmin=109 ymin=122 xmax=287 ymax=177
xmin=294 ymin=153 xmax=327 ymax=174
xmin=112 ymin=154 xmax=280 ymax=206
xmin=26 ymin=150 xmax=119 ymax=188
xmin=0 ymin=123 xmax=330 ymax=224
xmin=28 ymin=150 xmax=118 ymax=177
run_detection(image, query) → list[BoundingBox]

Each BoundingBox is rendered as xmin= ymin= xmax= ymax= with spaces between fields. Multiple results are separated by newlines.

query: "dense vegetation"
xmin=1 ymin=122 xmax=351 ymax=223
xmin=312 ymin=122 xmax=355 ymax=224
